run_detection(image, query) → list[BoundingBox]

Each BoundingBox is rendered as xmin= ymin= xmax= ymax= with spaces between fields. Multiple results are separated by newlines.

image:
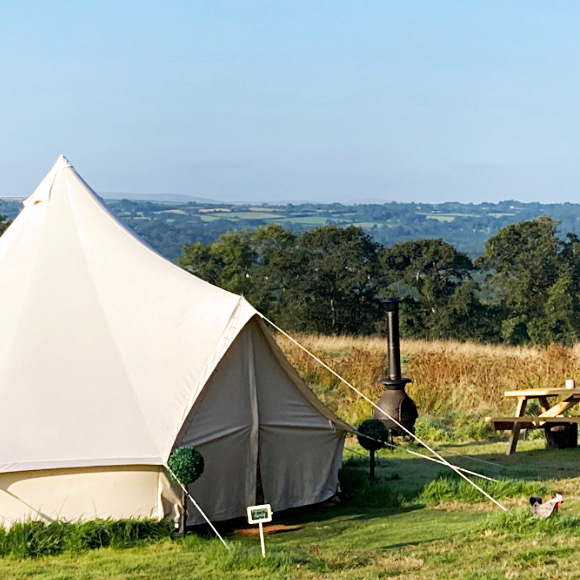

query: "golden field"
xmin=275 ymin=333 xmax=580 ymax=434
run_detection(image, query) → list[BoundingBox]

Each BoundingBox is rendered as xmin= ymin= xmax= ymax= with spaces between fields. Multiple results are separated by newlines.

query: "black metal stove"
xmin=373 ymin=298 xmax=418 ymax=437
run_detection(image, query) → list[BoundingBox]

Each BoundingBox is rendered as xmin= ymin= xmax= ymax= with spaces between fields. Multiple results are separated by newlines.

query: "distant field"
xmin=156 ymin=209 xmax=187 ymax=215
xmin=59 ymin=197 xmax=580 ymax=261
xmin=221 ymin=211 xmax=282 ymax=220
xmin=426 ymin=215 xmax=456 ymax=222
xmin=193 ymin=208 xmax=375 ymax=228
xmin=281 ymin=215 xmax=334 ymax=225
xmin=199 ymin=210 xmax=283 ymax=221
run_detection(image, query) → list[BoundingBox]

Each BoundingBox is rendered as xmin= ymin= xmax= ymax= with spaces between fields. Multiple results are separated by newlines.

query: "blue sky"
xmin=1 ymin=1 xmax=579 ymax=203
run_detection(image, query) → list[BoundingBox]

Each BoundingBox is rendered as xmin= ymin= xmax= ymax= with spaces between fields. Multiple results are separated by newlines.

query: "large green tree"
xmin=179 ymin=230 xmax=256 ymax=296
xmin=287 ymin=226 xmax=383 ymax=334
xmin=380 ymin=239 xmax=490 ymax=340
xmin=238 ymin=224 xmax=299 ymax=318
xmin=476 ymin=217 xmax=580 ymax=345
xmin=178 ymin=219 xmax=580 ymax=345
xmin=0 ymin=213 xmax=10 ymax=238
xmin=179 ymin=225 xmax=383 ymax=335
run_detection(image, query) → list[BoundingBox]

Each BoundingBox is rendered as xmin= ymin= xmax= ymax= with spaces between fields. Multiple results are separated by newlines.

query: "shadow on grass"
xmin=435 ymin=439 xmax=508 ymax=449
xmin=343 ymin=504 xmax=427 ymax=524
xmin=377 ymin=538 xmax=435 ymax=550
xmin=444 ymin=445 xmax=580 ymax=481
xmin=194 ymin=503 xmax=427 ymax=543
xmin=197 ymin=441 xmax=579 ymax=542
xmin=373 ymin=440 xmax=580 ymax=485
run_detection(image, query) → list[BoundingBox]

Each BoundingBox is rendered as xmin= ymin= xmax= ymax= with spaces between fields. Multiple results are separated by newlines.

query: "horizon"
xmin=3 ymin=191 xmax=580 ymax=208
xmin=2 ymin=2 xmax=580 ymax=204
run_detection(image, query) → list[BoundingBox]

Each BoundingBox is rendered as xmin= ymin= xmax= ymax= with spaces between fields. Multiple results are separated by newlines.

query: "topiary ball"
xmin=357 ymin=419 xmax=389 ymax=452
xmin=168 ymin=447 xmax=205 ymax=486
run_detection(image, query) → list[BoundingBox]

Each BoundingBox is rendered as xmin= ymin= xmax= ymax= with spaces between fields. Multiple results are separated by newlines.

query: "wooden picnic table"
xmin=486 ymin=387 xmax=580 ymax=455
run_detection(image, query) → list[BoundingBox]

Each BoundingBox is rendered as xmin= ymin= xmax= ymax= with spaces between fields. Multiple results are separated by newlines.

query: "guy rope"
xmin=261 ymin=314 xmax=507 ymax=512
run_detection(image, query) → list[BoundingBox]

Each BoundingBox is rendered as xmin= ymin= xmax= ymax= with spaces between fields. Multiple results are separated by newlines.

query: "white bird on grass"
xmin=529 ymin=493 xmax=563 ymax=519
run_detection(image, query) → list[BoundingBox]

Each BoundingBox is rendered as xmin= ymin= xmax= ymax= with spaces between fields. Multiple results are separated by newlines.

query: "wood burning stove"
xmin=373 ymin=298 xmax=418 ymax=437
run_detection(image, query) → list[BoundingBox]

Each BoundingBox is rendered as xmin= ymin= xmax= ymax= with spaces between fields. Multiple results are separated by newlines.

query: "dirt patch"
xmin=234 ymin=524 xmax=302 ymax=536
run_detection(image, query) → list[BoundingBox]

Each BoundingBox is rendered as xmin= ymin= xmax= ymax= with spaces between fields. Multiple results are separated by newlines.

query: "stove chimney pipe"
xmin=374 ymin=297 xmax=418 ymax=436
xmin=381 ymin=298 xmax=411 ymax=390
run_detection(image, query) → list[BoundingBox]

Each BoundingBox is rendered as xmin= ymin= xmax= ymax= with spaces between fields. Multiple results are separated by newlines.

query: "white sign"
xmin=247 ymin=504 xmax=273 ymax=524
xmin=246 ymin=504 xmax=273 ymax=556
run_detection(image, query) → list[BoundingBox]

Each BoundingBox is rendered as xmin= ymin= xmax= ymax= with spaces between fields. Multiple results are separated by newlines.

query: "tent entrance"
xmin=256 ymin=451 xmax=265 ymax=505
xmin=176 ymin=318 xmax=345 ymax=524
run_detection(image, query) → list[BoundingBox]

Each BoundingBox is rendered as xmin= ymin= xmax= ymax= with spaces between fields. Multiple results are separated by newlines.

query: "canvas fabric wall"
xmin=0 ymin=157 xmax=256 ymax=474
xmin=0 ymin=318 xmax=346 ymax=526
xmin=0 ymin=466 xmax=181 ymax=527
xmin=177 ymin=319 xmax=346 ymax=524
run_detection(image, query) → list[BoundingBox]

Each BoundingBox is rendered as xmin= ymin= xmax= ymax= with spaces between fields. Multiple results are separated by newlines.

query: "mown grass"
xmin=0 ymin=441 xmax=579 ymax=578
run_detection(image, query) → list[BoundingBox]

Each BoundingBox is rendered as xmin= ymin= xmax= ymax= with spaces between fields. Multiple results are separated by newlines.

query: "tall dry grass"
xmin=275 ymin=334 xmax=580 ymax=429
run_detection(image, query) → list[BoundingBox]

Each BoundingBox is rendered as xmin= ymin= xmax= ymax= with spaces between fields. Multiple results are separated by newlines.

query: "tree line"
xmin=179 ymin=216 xmax=580 ymax=345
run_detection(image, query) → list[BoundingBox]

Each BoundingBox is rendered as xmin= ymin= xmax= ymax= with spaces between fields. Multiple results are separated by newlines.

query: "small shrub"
xmin=357 ymin=419 xmax=389 ymax=451
xmin=168 ymin=447 xmax=205 ymax=535
xmin=168 ymin=447 xmax=205 ymax=486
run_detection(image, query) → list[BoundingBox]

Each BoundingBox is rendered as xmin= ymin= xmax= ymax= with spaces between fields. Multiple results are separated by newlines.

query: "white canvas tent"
xmin=0 ymin=156 xmax=349 ymax=526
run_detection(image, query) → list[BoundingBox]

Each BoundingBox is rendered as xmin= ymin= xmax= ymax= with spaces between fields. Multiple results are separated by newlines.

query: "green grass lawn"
xmin=2 ymin=440 xmax=580 ymax=579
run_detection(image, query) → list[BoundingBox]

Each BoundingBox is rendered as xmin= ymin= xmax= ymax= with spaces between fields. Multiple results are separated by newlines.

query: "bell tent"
xmin=0 ymin=156 xmax=349 ymax=526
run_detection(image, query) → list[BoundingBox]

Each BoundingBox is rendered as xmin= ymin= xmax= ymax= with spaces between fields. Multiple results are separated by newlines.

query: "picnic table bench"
xmin=486 ymin=387 xmax=580 ymax=455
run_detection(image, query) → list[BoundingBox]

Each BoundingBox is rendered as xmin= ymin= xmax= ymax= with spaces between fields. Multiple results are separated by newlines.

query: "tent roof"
xmin=0 ymin=156 xmax=258 ymax=473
